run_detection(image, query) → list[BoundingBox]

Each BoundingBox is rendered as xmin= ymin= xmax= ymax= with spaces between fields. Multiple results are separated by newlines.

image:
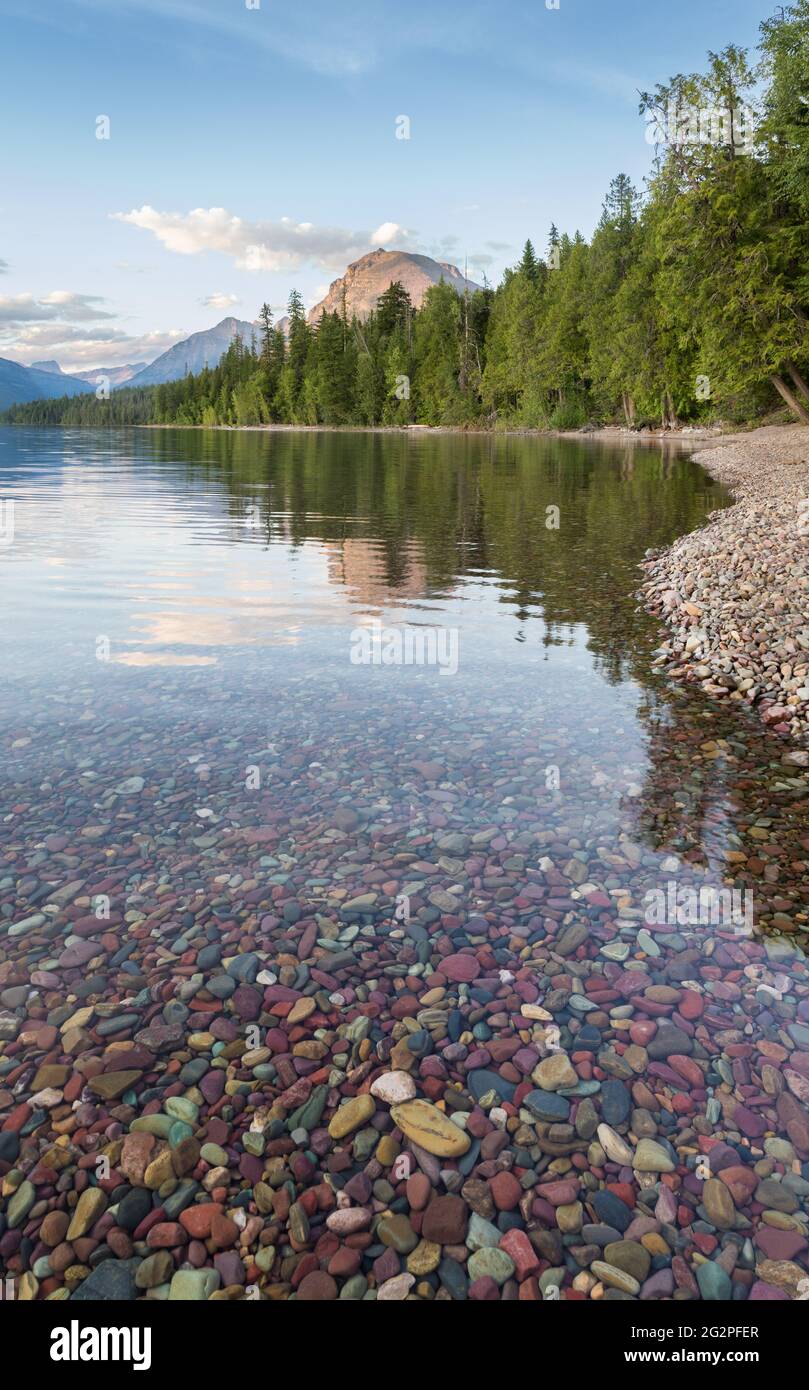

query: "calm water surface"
xmin=0 ymin=425 xmax=805 ymax=943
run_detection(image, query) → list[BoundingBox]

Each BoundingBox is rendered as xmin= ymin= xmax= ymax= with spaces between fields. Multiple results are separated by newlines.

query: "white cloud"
xmin=112 ymin=206 xmax=417 ymax=273
xmin=371 ymin=222 xmax=410 ymax=247
xmin=0 ymin=291 xmax=114 ymax=325
xmin=0 ymin=286 xmax=185 ymax=371
xmin=0 ymin=259 xmax=8 ymax=274
xmin=1 ymin=322 xmax=186 ymax=371
xmin=201 ymin=292 xmax=240 ymax=310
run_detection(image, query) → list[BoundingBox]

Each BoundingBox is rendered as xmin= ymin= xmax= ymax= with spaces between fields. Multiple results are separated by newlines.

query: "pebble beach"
xmin=642 ymin=424 xmax=809 ymax=748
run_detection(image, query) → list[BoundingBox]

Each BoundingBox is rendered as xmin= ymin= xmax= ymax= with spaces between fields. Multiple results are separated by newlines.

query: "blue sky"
xmin=0 ymin=0 xmax=770 ymax=371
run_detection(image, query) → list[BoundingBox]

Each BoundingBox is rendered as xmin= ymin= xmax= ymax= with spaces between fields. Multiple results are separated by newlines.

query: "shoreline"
xmin=141 ymin=420 xmax=728 ymax=443
xmin=640 ymin=424 xmax=809 ymax=749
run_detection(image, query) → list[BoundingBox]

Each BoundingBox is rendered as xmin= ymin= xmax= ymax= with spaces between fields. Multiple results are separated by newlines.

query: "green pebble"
xmin=8 ymin=1181 xmax=35 ymax=1228
xmin=539 ymin=1267 xmax=566 ymax=1295
xmin=131 ymin=1115 xmax=173 ymax=1138
xmin=290 ymin=1085 xmax=327 ymax=1132
xmin=466 ymin=1212 xmax=501 ymax=1251
xmin=696 ymin=1262 xmax=731 ymax=1300
xmin=340 ymin=1274 xmax=368 ymax=1300
xmin=352 ymin=1128 xmax=378 ymax=1163
xmin=377 ymin=1213 xmax=418 ymax=1254
xmin=200 ymin=1142 xmax=228 ymax=1166
xmin=169 ymin=1269 xmax=221 ymax=1300
xmin=165 ymin=1096 xmax=199 ymax=1124
xmin=467 ymin=1247 xmax=515 ymax=1286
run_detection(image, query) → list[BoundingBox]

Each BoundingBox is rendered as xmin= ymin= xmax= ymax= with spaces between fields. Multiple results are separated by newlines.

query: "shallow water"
xmin=0 ymin=425 xmax=805 ymax=941
xmin=2 ymin=426 xmax=809 ymax=1305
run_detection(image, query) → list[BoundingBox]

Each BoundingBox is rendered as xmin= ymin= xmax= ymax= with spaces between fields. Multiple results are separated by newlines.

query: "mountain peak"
xmin=308 ymin=248 xmax=481 ymax=324
xmin=30 ymin=359 xmax=65 ymax=375
xmin=127 ymin=317 xmax=259 ymax=388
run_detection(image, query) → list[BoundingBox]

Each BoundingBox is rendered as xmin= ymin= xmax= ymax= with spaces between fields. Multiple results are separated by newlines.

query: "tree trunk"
xmin=627 ymin=394 xmax=636 ymax=427
xmin=786 ymin=360 xmax=809 ymax=403
xmin=622 ymin=392 xmax=631 ymax=428
xmin=771 ymin=372 xmax=809 ymax=424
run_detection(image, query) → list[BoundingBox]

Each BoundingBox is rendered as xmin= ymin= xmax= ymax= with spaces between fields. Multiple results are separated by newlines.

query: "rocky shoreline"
xmin=641 ymin=425 xmax=809 ymax=749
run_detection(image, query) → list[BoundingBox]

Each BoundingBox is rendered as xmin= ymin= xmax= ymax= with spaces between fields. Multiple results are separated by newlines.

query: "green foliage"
xmin=548 ymin=397 xmax=589 ymax=430
xmin=1 ymin=385 xmax=159 ymax=425
xmin=760 ymin=1 xmax=809 ymax=218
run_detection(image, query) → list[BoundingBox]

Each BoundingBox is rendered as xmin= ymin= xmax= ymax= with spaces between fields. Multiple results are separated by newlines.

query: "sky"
xmin=0 ymin=0 xmax=773 ymax=372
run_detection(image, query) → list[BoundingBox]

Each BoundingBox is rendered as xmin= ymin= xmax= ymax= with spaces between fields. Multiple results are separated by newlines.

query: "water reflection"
xmin=0 ymin=424 xmax=805 ymax=946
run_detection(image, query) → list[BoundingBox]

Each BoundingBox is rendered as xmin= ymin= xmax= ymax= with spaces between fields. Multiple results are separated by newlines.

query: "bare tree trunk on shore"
xmin=771 ymin=372 xmax=809 ymax=423
xmin=786 ymin=360 xmax=809 ymax=403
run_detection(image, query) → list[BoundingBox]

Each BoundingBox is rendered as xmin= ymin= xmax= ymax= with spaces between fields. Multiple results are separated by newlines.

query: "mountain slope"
xmin=307 ymin=249 xmax=481 ymax=324
xmin=0 ymin=358 xmax=94 ymax=411
xmin=31 ymin=360 xmax=148 ymax=387
xmin=127 ymin=318 xmax=258 ymax=387
xmin=76 ymin=363 xmax=149 ymax=387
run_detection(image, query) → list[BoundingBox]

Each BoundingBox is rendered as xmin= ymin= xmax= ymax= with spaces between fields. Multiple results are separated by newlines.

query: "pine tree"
xmin=518 ymin=239 xmax=540 ymax=282
xmin=313 ymin=312 xmax=357 ymax=423
xmin=376 ymin=281 xmax=414 ymax=337
xmin=586 ymin=176 xmax=641 ymax=421
xmin=284 ymin=289 xmax=311 ymax=421
xmin=258 ymin=303 xmax=273 ymax=366
xmin=413 ymin=282 xmax=464 ymax=424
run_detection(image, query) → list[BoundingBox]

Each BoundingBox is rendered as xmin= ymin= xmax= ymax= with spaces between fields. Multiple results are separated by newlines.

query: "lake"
xmin=1 ymin=425 xmax=807 ymax=1303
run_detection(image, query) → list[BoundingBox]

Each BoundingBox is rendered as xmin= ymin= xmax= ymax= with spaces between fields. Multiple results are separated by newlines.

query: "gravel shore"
xmin=641 ymin=425 xmax=809 ymax=749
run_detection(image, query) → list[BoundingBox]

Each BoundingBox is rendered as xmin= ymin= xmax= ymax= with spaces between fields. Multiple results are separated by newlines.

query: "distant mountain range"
xmin=1 ymin=250 xmax=481 ymax=408
xmin=31 ymin=359 xmax=148 ymax=387
xmin=0 ymin=357 xmax=93 ymax=412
